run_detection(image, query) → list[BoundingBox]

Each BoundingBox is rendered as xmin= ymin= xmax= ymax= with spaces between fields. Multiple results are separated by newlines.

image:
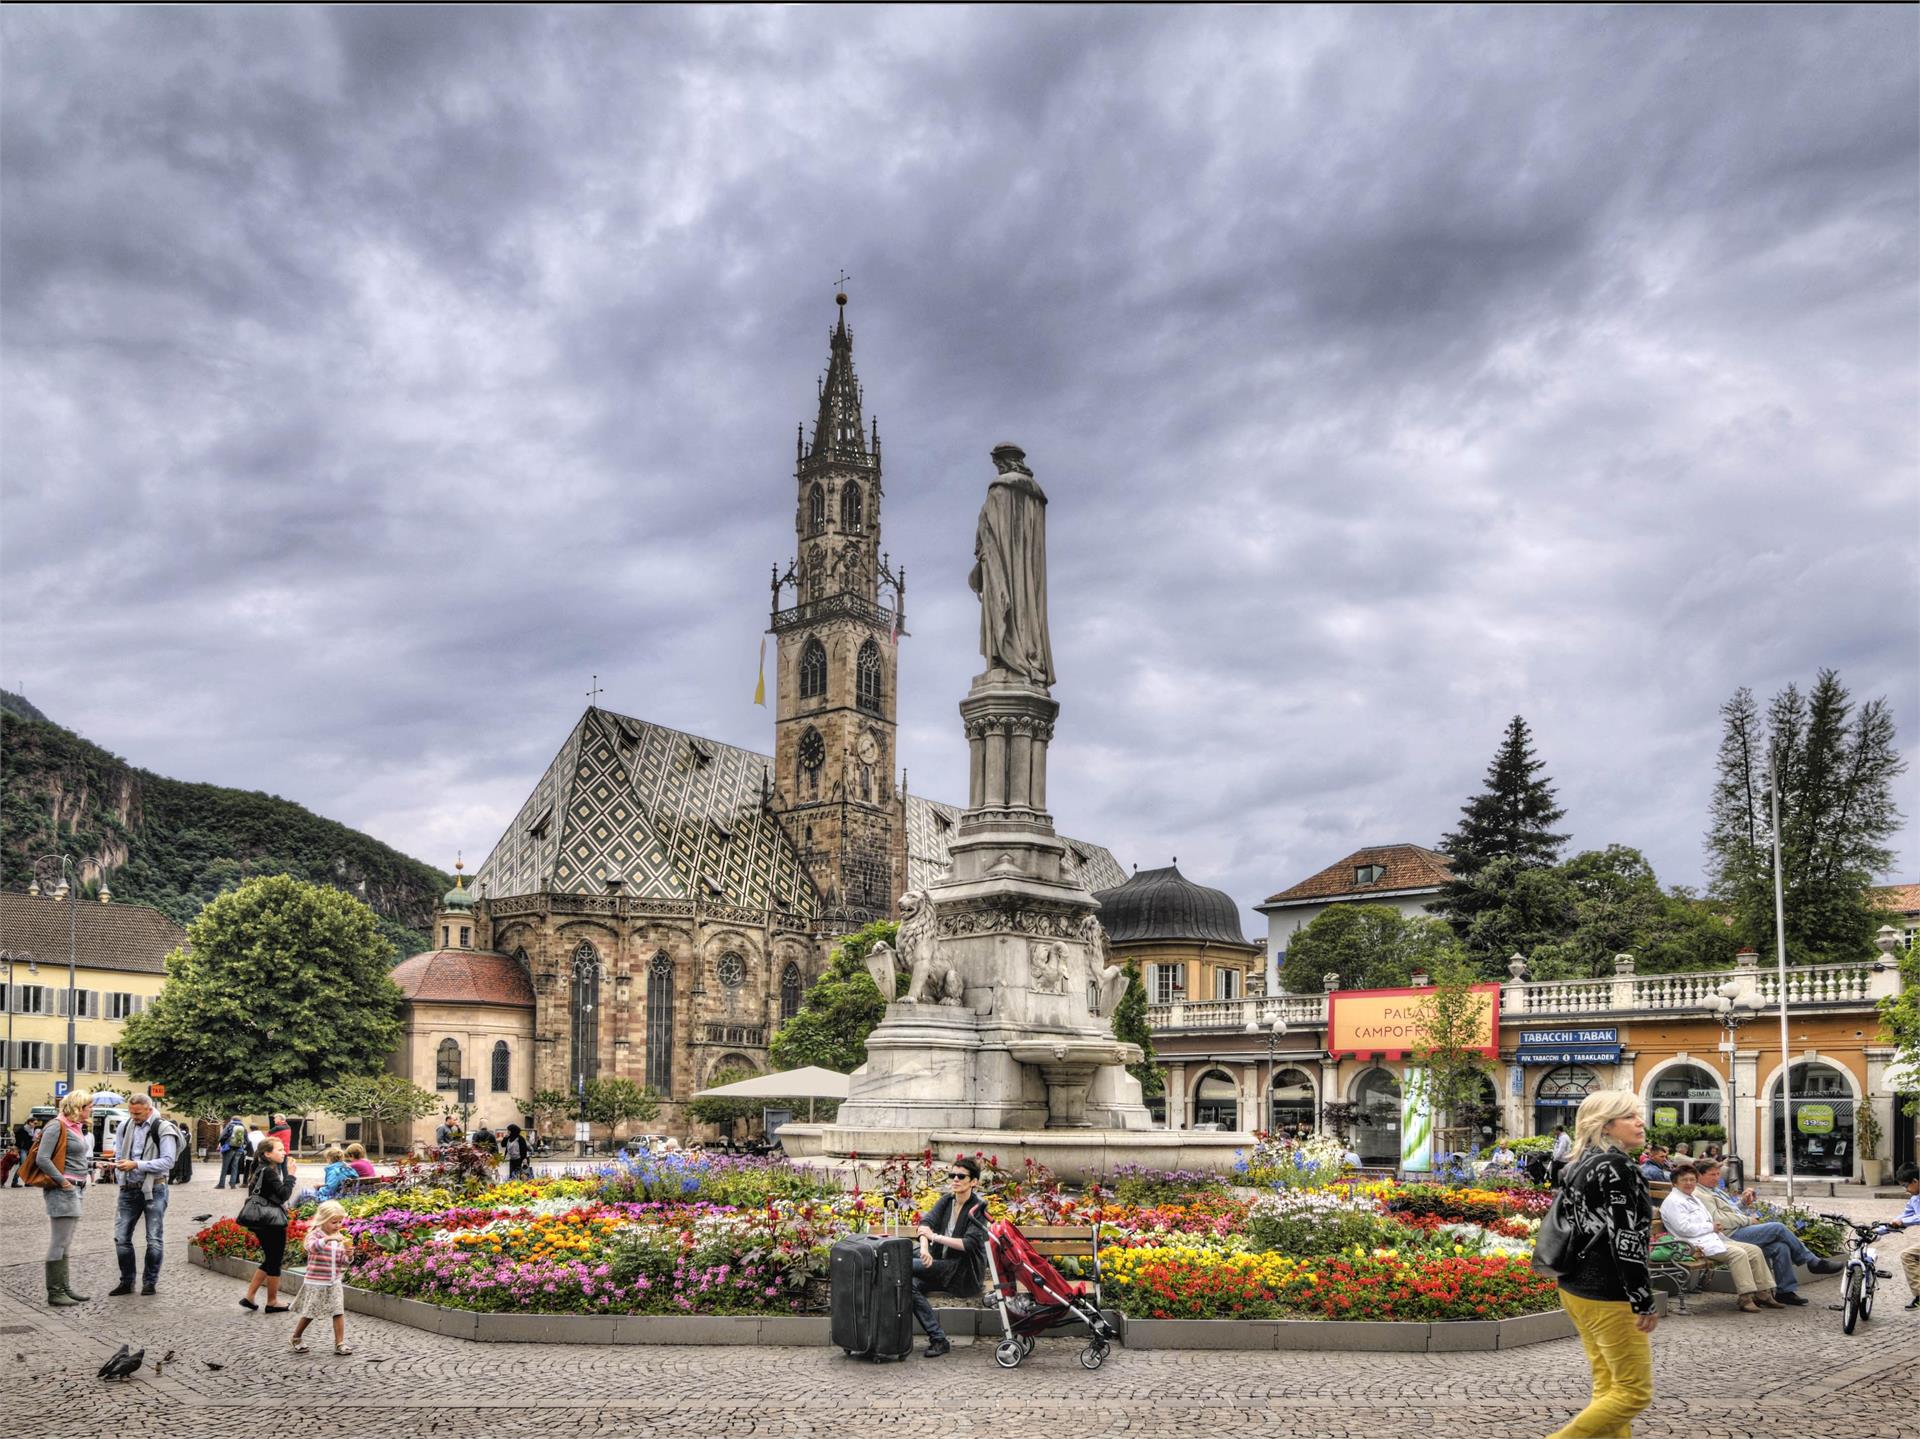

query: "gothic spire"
xmin=809 ymin=291 xmax=869 ymax=465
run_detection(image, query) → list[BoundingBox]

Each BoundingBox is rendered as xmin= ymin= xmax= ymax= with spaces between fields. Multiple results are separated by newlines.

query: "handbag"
xmin=21 ymin=1125 xmax=67 ymax=1190
xmin=237 ymin=1166 xmax=286 ymax=1229
xmin=1531 ymin=1151 xmax=1600 ymax=1277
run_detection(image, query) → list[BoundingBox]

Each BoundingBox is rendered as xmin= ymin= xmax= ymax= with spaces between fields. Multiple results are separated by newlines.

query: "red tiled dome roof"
xmin=391 ymin=949 xmax=535 ymax=1008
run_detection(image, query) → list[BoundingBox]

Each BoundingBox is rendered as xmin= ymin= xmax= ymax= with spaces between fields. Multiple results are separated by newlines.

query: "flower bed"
xmin=193 ymin=1147 xmax=1565 ymax=1325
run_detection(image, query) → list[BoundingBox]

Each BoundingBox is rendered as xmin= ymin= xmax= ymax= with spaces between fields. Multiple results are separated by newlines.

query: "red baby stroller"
xmin=983 ymin=1219 xmax=1118 ymax=1370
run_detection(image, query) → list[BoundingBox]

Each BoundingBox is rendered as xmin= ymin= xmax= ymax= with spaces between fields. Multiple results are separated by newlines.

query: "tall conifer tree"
xmin=1705 ymin=671 xmax=1904 ymax=963
xmin=1432 ymin=716 xmax=1569 ymax=957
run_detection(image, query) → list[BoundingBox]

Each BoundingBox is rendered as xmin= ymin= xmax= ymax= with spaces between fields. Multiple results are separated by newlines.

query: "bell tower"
xmin=770 ymin=292 xmax=904 ymax=925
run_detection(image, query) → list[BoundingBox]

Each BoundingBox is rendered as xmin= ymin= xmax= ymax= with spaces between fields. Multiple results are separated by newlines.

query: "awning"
xmin=692 ymin=1065 xmax=850 ymax=1123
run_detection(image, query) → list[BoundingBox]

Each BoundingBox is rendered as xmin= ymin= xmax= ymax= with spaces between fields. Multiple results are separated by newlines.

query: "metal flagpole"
xmin=1770 ymin=758 xmax=1795 ymax=1207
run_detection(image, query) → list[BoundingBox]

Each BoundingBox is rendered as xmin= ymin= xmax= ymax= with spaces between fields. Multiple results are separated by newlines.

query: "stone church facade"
xmin=393 ymin=298 xmax=1124 ymax=1141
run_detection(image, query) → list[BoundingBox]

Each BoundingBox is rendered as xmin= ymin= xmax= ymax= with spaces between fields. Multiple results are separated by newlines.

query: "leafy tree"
xmin=1523 ymin=846 xmax=1740 ymax=979
xmin=114 ymin=874 xmax=405 ymax=1114
xmin=528 ymin=1088 xmax=574 ymax=1135
xmin=580 ymin=1076 xmax=660 ymax=1144
xmin=1881 ymin=940 xmax=1920 ymax=1119
xmin=688 ymin=1062 xmax=764 ymax=1140
xmin=1108 ymin=957 xmax=1162 ymax=1098
xmin=768 ymin=919 xmax=900 ymax=1073
xmin=1433 ymin=716 xmax=1568 ymax=956
xmin=1279 ymin=904 xmax=1460 ymax=995
xmin=1707 ymin=673 xmax=1906 ymax=963
xmin=316 ymin=1072 xmax=440 ymax=1156
xmin=1406 ymin=948 xmax=1498 ymax=1156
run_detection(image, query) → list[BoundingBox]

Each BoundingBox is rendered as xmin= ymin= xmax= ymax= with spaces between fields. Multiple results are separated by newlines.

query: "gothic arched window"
xmin=570 ymin=941 xmax=601 ymax=1095
xmin=435 ymin=1038 xmax=461 ymax=1092
xmin=491 ymin=1040 xmax=510 ymax=1093
xmin=800 ymin=638 xmax=827 ymax=698
xmin=646 ymin=950 xmax=675 ymax=1096
xmin=841 ymin=482 xmax=864 ymax=534
xmin=780 ymin=961 xmax=803 ymax=1022
xmin=856 ymin=639 xmax=882 ymax=714
xmin=808 ymin=483 xmax=825 ymax=534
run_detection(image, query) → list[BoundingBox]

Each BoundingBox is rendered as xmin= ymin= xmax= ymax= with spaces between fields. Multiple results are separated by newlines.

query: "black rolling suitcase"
xmin=830 ymin=1232 xmax=915 ymax=1361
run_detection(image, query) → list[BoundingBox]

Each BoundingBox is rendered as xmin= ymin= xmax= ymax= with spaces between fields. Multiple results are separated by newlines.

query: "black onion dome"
xmin=1092 ymin=865 xmax=1253 ymax=947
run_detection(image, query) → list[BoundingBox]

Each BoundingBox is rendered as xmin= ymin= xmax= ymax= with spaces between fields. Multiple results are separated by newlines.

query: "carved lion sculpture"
xmin=897 ymin=889 xmax=964 ymax=1006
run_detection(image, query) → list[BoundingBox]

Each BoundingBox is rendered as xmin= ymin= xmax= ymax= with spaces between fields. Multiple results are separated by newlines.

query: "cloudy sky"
xmin=4 ymin=6 xmax=1915 ymax=932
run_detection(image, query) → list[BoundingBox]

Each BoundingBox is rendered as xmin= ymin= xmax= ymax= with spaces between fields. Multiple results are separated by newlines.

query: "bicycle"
xmin=1817 ymin=1213 xmax=1896 ymax=1335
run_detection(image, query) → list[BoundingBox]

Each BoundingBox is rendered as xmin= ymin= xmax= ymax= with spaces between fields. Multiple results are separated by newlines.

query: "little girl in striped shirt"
xmin=289 ymin=1200 xmax=354 ymax=1355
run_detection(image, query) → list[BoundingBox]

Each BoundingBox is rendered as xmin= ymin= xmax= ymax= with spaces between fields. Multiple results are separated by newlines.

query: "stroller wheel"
xmin=1079 ymin=1341 xmax=1108 ymax=1371
xmin=995 ymin=1338 xmax=1025 ymax=1369
xmin=1018 ymin=1335 xmax=1035 ymax=1356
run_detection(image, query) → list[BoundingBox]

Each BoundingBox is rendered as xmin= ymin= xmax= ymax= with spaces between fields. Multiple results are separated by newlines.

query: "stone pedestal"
xmin=836 ymin=668 xmax=1152 ymax=1135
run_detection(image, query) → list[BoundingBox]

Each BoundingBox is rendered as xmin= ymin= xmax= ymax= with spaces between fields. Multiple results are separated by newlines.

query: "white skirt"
xmin=292 ymin=1277 xmax=345 ymax=1318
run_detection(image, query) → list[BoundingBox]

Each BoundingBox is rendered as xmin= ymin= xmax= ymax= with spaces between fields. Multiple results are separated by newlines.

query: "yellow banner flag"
xmin=753 ymin=636 xmax=766 ymax=706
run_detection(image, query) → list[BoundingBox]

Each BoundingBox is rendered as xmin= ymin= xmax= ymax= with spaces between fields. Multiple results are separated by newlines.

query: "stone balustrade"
xmin=1148 ymin=960 xmax=1899 ymax=1035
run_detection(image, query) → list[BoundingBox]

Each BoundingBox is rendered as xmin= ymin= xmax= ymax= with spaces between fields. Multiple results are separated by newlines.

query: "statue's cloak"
xmin=970 ymin=472 xmax=1055 ymax=687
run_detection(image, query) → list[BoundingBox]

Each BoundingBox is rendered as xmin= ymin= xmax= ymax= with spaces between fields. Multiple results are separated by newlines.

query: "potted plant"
xmin=1857 ymin=1106 xmax=1885 ymax=1185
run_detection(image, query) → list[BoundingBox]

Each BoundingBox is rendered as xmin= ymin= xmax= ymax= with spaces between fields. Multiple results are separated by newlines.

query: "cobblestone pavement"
xmin=1 ymin=1183 xmax=1913 ymax=1439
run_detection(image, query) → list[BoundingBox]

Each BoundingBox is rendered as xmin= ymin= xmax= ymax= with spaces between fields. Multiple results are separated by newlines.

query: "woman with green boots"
xmin=30 ymin=1091 xmax=95 ymax=1306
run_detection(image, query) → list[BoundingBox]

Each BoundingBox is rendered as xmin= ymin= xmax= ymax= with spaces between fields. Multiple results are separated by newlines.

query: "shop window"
xmin=1354 ymin=1068 xmax=1402 ymax=1164
xmin=1269 ymin=1067 xmax=1316 ymax=1135
xmin=1769 ymin=1061 xmax=1856 ymax=1179
xmin=1647 ymin=1063 xmax=1723 ymax=1130
xmin=1534 ymin=1063 xmax=1600 ymax=1137
xmin=1193 ymin=1070 xmax=1238 ymax=1129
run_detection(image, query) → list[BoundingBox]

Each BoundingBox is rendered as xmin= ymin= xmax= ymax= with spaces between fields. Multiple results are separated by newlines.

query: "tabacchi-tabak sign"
xmin=1326 ymin=984 xmax=1501 ymax=1060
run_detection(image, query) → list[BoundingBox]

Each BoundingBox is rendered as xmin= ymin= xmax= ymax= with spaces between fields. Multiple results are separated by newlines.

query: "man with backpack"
xmin=215 ymin=1115 xmax=247 ymax=1189
xmin=106 ymin=1094 xmax=181 ymax=1297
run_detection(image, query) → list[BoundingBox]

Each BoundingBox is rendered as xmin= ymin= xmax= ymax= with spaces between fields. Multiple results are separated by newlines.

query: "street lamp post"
xmin=1711 ymin=978 xmax=1761 ymax=1167
xmin=1247 ymin=1010 xmax=1291 ymax=1134
xmin=0 ymin=948 xmax=32 ymax=1128
xmin=32 ymin=855 xmax=79 ymax=1095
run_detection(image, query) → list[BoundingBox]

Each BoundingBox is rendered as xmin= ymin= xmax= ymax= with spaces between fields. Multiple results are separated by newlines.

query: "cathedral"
xmin=389 ymin=297 xmax=1125 ymax=1141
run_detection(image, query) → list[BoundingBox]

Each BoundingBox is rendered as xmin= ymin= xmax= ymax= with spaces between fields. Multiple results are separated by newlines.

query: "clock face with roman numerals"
xmin=799 ymin=728 xmax=825 ymax=771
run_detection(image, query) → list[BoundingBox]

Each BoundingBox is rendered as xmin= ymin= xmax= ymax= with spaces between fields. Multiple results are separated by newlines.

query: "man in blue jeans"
xmin=1695 ymin=1157 xmax=1843 ymax=1305
xmin=215 ymin=1115 xmax=246 ymax=1189
xmin=107 ymin=1095 xmax=179 ymax=1297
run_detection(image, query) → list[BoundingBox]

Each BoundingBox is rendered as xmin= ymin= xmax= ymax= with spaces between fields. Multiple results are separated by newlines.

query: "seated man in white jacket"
xmin=1659 ymin=1161 xmax=1782 ymax=1313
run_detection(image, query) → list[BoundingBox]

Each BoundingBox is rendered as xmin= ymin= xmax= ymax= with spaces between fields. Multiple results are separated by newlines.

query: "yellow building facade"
xmin=2 ymin=891 xmax=184 ymax=1122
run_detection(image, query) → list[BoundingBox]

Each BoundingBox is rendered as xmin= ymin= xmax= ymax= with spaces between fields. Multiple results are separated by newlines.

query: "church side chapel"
xmin=391 ymin=296 xmax=1125 ymax=1143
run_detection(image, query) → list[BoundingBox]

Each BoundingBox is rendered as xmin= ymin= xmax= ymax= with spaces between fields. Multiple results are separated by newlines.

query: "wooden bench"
xmin=1644 ymin=1182 xmax=1718 ymax=1313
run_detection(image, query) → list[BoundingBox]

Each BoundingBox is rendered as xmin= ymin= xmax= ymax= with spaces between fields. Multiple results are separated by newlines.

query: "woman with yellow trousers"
xmin=1548 ymin=1090 xmax=1658 ymax=1439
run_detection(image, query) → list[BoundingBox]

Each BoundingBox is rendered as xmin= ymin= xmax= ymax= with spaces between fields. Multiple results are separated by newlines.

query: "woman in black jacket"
xmin=910 ymin=1156 xmax=992 ymax=1358
xmin=1549 ymin=1091 xmax=1659 ymax=1439
xmin=239 ymin=1137 xmax=297 ymax=1313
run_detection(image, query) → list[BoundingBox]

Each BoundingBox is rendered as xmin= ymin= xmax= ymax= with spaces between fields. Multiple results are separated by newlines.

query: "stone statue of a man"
xmin=969 ymin=443 xmax=1056 ymax=688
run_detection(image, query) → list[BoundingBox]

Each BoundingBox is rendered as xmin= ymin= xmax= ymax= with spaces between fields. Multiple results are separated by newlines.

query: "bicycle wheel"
xmin=1860 ymin=1273 xmax=1874 ymax=1321
xmin=1841 ymin=1268 xmax=1862 ymax=1335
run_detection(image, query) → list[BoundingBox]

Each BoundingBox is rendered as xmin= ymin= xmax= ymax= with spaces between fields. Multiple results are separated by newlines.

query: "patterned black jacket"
xmin=1557 ymin=1147 xmax=1655 ymax=1314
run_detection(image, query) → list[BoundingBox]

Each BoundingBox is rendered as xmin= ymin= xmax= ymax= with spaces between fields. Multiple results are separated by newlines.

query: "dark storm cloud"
xmin=3 ymin=5 xmax=1914 ymax=934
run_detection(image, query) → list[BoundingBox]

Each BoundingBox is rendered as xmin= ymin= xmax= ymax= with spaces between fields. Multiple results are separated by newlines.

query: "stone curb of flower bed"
xmin=189 ymin=1246 xmax=1570 ymax=1351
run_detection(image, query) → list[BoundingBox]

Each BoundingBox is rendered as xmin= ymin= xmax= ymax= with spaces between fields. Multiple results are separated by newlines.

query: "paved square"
xmin=1 ymin=1183 xmax=1913 ymax=1439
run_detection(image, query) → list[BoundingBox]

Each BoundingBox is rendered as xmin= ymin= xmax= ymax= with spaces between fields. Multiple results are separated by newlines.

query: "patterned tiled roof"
xmin=0 ymin=893 xmax=185 ymax=975
xmin=1872 ymin=883 xmax=1920 ymax=917
xmin=391 ymin=948 xmax=535 ymax=1008
xmin=1261 ymin=844 xmax=1454 ymax=908
xmin=904 ymin=794 xmax=1127 ymax=895
xmin=474 ymin=707 xmax=1127 ymax=913
xmin=474 ymin=708 xmax=820 ymax=922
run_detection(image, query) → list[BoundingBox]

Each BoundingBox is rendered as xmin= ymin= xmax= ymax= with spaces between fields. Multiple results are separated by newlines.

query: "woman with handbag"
xmin=238 ymin=1137 xmax=296 ymax=1313
xmin=30 ymin=1092 xmax=96 ymax=1306
xmin=1547 ymin=1090 xmax=1659 ymax=1439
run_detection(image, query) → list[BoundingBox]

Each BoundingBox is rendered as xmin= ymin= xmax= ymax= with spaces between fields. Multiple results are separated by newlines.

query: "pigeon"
xmin=98 ymin=1346 xmax=144 ymax=1381
xmin=203 ymin=1361 xmax=225 ymax=1372
xmin=193 ymin=1214 xmax=213 ymax=1222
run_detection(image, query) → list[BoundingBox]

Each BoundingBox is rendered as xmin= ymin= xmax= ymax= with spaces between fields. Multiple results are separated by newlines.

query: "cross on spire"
xmin=587 ymin=674 xmax=603 ymax=706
